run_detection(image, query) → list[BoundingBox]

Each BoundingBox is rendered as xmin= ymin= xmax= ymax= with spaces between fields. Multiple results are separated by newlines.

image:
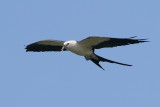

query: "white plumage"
xmin=63 ymin=40 xmax=93 ymax=56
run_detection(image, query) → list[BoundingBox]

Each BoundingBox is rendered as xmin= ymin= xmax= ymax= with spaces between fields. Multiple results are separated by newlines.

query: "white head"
xmin=64 ymin=40 xmax=77 ymax=47
xmin=61 ymin=40 xmax=77 ymax=51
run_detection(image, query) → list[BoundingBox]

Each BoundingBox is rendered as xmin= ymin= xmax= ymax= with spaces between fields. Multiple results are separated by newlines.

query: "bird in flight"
xmin=25 ymin=36 xmax=148 ymax=70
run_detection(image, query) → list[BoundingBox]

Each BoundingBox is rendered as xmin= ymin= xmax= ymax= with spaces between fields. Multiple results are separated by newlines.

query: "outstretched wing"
xmin=79 ymin=36 xmax=148 ymax=49
xmin=25 ymin=40 xmax=66 ymax=52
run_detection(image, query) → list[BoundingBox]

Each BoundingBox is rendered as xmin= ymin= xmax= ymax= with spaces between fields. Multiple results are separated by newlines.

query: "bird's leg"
xmin=61 ymin=46 xmax=65 ymax=51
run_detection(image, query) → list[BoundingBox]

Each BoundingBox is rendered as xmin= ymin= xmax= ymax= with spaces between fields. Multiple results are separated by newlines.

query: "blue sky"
xmin=0 ymin=0 xmax=159 ymax=107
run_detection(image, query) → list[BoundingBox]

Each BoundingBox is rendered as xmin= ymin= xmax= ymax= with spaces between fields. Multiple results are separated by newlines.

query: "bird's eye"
xmin=64 ymin=43 xmax=69 ymax=47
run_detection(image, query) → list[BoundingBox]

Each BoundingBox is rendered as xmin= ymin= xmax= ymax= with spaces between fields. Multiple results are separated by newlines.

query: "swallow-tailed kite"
xmin=25 ymin=36 xmax=148 ymax=70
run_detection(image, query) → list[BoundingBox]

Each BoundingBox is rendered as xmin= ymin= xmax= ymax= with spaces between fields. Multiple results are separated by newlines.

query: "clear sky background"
xmin=0 ymin=0 xmax=159 ymax=107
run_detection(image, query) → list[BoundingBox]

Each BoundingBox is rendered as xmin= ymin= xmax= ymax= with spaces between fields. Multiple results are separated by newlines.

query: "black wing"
xmin=79 ymin=36 xmax=148 ymax=49
xmin=25 ymin=40 xmax=66 ymax=52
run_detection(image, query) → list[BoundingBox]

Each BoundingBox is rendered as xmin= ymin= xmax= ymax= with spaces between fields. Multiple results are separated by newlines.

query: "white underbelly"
xmin=66 ymin=45 xmax=93 ymax=56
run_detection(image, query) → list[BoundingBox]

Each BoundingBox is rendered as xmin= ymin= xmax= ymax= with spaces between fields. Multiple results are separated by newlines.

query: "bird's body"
xmin=64 ymin=40 xmax=93 ymax=56
xmin=25 ymin=36 xmax=148 ymax=70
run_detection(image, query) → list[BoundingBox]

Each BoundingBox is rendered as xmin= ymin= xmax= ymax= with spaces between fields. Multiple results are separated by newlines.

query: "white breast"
xmin=65 ymin=40 xmax=93 ymax=56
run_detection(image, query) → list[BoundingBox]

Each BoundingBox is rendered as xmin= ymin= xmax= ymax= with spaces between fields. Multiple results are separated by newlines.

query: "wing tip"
xmin=25 ymin=46 xmax=30 ymax=52
xmin=25 ymin=44 xmax=37 ymax=52
xmin=129 ymin=36 xmax=149 ymax=42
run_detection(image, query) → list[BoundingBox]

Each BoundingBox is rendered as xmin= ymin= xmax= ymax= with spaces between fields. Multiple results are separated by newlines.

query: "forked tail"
xmin=90 ymin=54 xmax=132 ymax=70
